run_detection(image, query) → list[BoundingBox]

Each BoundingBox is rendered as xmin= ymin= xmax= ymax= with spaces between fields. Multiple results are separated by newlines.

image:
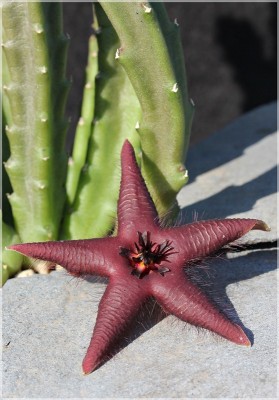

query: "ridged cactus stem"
xmin=151 ymin=3 xmax=194 ymax=159
xmin=2 ymin=18 xmax=15 ymax=227
xmin=2 ymin=2 xmax=69 ymax=242
xmin=99 ymin=2 xmax=194 ymax=218
xmin=65 ymin=34 xmax=98 ymax=206
xmin=61 ymin=4 xmax=141 ymax=240
xmin=2 ymin=48 xmax=13 ymax=127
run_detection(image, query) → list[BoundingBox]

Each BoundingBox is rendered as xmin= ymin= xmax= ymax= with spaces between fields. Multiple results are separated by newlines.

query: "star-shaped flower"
xmin=9 ymin=140 xmax=269 ymax=375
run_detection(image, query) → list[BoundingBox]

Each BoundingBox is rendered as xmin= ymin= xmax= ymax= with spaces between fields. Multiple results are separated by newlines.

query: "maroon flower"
xmin=9 ymin=140 xmax=269 ymax=375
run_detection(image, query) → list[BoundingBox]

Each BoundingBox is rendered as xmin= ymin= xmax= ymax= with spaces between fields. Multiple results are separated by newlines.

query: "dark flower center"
xmin=120 ymin=231 xmax=174 ymax=278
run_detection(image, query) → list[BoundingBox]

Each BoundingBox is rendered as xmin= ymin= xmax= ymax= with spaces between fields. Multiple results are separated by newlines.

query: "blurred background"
xmin=63 ymin=2 xmax=277 ymax=149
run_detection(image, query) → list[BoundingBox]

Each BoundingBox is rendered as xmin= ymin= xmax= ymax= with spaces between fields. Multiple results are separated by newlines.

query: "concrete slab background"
xmin=2 ymin=103 xmax=277 ymax=398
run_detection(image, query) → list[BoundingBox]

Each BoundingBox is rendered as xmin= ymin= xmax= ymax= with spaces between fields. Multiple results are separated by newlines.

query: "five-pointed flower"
xmin=9 ymin=140 xmax=269 ymax=375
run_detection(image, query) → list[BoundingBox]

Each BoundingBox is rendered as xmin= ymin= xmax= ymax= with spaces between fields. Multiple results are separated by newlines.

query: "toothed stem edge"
xmin=2 ymin=2 xmax=69 ymax=242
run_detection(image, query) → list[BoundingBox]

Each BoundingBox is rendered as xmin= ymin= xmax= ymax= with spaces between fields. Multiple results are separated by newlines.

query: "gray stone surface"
xmin=178 ymin=101 xmax=277 ymax=244
xmin=2 ymin=103 xmax=278 ymax=398
xmin=2 ymin=250 xmax=277 ymax=398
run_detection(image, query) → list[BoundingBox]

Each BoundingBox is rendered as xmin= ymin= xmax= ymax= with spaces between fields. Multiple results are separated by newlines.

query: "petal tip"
xmin=122 ymin=139 xmax=133 ymax=153
xmin=5 ymin=243 xmax=36 ymax=258
xmin=253 ymin=220 xmax=271 ymax=232
xmin=235 ymin=325 xmax=251 ymax=347
xmin=82 ymin=356 xmax=97 ymax=376
xmin=82 ymin=364 xmax=94 ymax=376
xmin=82 ymin=369 xmax=91 ymax=376
xmin=6 ymin=244 xmax=20 ymax=252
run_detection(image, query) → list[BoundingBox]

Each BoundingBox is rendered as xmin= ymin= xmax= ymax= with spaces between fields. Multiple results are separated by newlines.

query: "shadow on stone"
xmin=186 ymin=103 xmax=277 ymax=182
xmin=94 ymin=297 xmax=166 ymax=372
xmin=181 ymin=166 xmax=277 ymax=221
xmin=91 ymin=248 xmax=276 ymax=369
xmin=185 ymin=248 xmax=277 ymax=346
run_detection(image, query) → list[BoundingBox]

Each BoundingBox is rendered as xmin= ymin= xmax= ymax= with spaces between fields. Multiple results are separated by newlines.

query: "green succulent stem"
xmin=99 ymin=1 xmax=194 ymax=218
xmin=2 ymin=47 xmax=13 ymax=127
xmin=61 ymin=4 xmax=141 ymax=240
xmin=2 ymin=2 xmax=69 ymax=242
xmin=65 ymin=34 xmax=98 ymax=206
